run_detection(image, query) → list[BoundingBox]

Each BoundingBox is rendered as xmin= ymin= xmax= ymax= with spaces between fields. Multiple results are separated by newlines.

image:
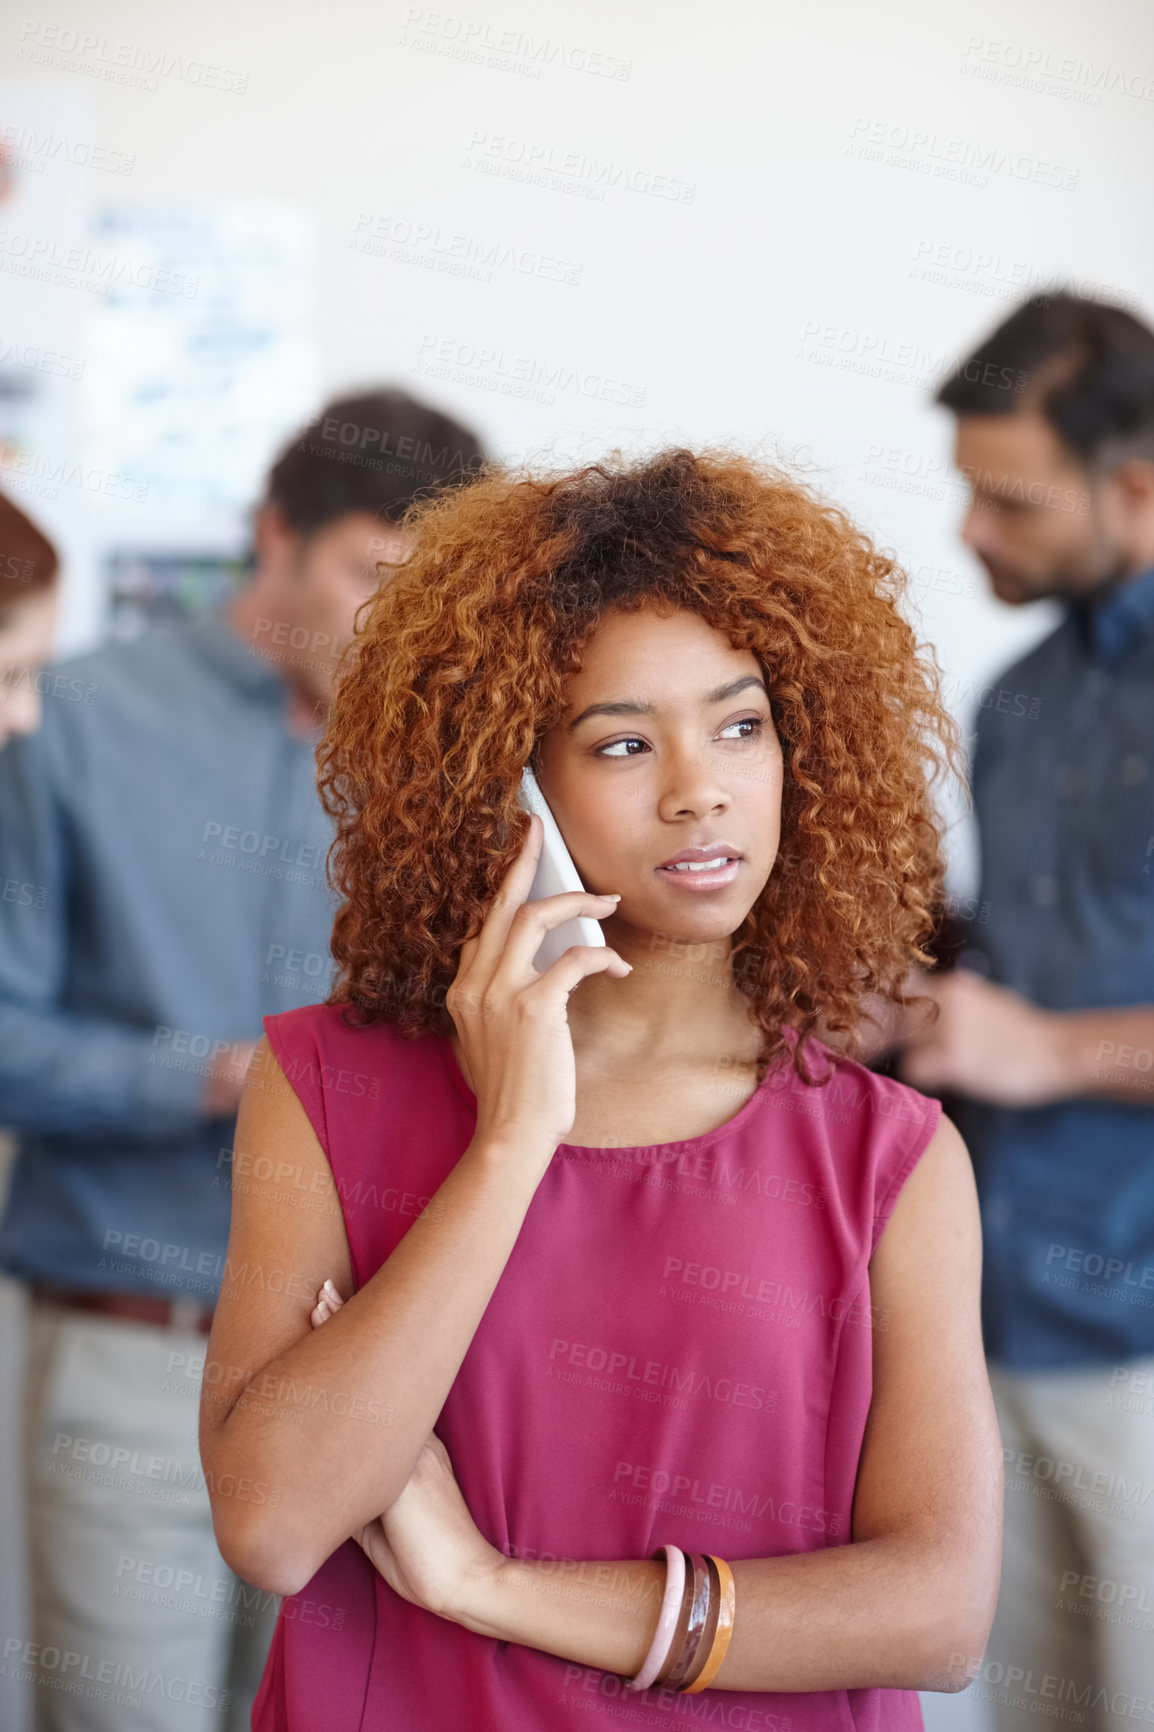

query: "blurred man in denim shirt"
xmin=0 ymin=389 xmax=484 ymax=1731
xmin=903 ymin=294 xmax=1154 ymax=1725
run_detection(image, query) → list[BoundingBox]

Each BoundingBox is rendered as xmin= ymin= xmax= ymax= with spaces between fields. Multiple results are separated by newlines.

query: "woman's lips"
xmin=654 ymin=858 xmax=741 ymax=890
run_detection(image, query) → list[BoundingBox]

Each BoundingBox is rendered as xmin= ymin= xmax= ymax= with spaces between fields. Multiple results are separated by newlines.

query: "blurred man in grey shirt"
xmin=0 ymin=389 xmax=484 ymax=1731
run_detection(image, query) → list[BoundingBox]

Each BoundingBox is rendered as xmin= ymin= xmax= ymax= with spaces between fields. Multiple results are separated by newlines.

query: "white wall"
xmin=4 ymin=0 xmax=1153 ymax=891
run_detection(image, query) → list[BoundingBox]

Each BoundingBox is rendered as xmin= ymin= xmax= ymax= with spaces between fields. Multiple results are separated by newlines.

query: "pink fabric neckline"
xmin=437 ymin=1030 xmax=789 ymax=1157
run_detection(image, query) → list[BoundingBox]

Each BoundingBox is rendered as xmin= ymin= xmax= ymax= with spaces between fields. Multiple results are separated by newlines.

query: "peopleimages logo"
xmin=2 ymin=1637 xmax=231 ymax=1713
xmin=0 ymin=227 xmax=198 ymax=296
xmin=463 ymin=130 xmax=695 ymax=203
xmin=0 ymin=119 xmax=135 ymax=175
xmin=413 ymin=333 xmax=645 ymax=409
xmin=398 ymin=11 xmax=632 ymax=81
xmin=349 ymin=211 xmax=582 ymax=286
xmin=0 ymin=336 xmax=86 ymax=378
xmin=15 ymin=21 xmax=249 ymax=93
xmin=846 ymin=116 xmax=1079 ymax=190
xmin=952 ymin=1651 xmax=1154 ymax=1720
xmin=611 ymin=1461 xmax=841 ymax=1535
xmin=959 ymin=37 xmax=1154 ymax=103
xmin=548 ymin=1337 xmax=775 ymax=1413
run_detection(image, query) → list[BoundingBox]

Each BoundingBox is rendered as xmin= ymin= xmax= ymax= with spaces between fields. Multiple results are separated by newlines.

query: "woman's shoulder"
xmin=259 ymin=1002 xmax=442 ymax=1125
xmin=799 ymin=1038 xmax=940 ymax=1132
xmin=794 ymin=1038 xmax=945 ymax=1250
xmin=262 ymin=1000 xmax=413 ymax=1061
xmin=770 ymin=1024 xmax=923 ymax=1113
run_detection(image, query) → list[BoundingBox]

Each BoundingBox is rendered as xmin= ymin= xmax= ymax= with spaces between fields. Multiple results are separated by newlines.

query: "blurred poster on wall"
xmin=0 ymin=80 xmax=91 ymax=540
xmin=81 ymin=202 xmax=319 ymax=518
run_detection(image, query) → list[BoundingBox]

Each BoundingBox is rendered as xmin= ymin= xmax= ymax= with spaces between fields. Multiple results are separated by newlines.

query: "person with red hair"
xmin=0 ymin=489 xmax=58 ymax=745
xmin=201 ymin=447 xmax=1002 ymax=1728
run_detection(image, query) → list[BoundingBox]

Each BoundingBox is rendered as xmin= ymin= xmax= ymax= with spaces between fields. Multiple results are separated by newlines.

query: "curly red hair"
xmin=317 ymin=448 xmax=960 ymax=1080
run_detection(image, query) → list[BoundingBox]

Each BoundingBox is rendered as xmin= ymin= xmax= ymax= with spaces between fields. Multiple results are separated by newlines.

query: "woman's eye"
xmin=596 ymin=737 xmax=648 ymax=758
xmin=719 ymin=716 xmax=766 ymax=741
xmin=595 ymin=716 xmax=766 ymax=757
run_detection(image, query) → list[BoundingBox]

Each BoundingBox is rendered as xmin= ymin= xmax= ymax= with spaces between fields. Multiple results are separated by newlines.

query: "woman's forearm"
xmin=208 ymin=1134 xmax=549 ymax=1590
xmin=454 ymin=1538 xmax=984 ymax=1694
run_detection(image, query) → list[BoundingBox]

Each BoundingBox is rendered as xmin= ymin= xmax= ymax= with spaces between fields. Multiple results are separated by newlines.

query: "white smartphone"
xmin=516 ymin=765 xmax=608 ymax=973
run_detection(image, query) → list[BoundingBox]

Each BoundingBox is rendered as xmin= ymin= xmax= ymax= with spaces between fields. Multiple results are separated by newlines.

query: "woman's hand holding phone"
xmin=445 ymin=814 xmax=631 ymax=1160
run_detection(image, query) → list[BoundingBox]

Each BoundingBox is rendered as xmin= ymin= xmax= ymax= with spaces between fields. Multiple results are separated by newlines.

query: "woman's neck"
xmin=563 ymin=945 xmax=759 ymax=1074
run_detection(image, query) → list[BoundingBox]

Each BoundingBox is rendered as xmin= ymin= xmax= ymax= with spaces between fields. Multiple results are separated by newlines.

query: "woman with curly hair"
xmin=200 ymin=449 xmax=1002 ymax=1729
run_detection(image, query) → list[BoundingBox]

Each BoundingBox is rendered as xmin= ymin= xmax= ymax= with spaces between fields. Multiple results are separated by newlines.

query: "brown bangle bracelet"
xmin=664 ymin=1553 xmax=712 ymax=1691
xmin=683 ymin=1555 xmax=736 ymax=1694
xmin=680 ymin=1555 xmax=721 ymax=1691
xmin=653 ymin=1556 xmax=696 ymax=1687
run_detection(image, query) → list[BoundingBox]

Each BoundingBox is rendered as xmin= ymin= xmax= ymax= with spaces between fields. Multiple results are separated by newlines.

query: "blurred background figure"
xmin=0 ymin=488 xmax=59 ymax=1732
xmin=900 ymin=293 xmax=1154 ymax=1727
xmin=0 ymin=388 xmax=484 ymax=1732
xmin=0 ymin=490 xmax=59 ymax=744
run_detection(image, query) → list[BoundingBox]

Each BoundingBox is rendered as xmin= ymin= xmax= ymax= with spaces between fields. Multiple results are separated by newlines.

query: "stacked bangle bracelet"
xmin=625 ymin=1546 xmax=737 ymax=1694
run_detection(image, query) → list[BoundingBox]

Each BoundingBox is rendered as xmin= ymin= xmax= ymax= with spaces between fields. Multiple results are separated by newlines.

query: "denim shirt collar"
xmin=1074 ymin=564 xmax=1154 ymax=666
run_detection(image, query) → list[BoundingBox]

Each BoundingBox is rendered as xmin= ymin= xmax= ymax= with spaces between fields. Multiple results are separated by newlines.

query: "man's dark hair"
xmin=935 ymin=290 xmax=1154 ymax=468
xmin=264 ymin=389 xmax=486 ymax=533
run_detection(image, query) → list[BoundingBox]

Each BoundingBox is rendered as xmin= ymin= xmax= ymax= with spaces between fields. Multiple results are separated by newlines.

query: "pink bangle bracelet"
xmin=626 ymin=1545 xmax=686 ymax=1692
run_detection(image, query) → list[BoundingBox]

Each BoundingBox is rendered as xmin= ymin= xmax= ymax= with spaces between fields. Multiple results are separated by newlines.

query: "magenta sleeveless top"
xmin=252 ymin=1003 xmax=940 ymax=1731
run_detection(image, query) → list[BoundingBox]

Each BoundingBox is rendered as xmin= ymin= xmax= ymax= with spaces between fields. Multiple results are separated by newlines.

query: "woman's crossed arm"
xmin=198 ymin=1031 xmax=559 ymax=1596
xmin=341 ymin=1114 xmax=1003 ymax=1695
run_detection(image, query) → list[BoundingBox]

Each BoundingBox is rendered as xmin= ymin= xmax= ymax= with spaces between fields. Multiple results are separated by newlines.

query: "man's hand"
xmin=898 ymin=969 xmax=1068 ymax=1107
xmin=201 ymin=1040 xmax=259 ymax=1118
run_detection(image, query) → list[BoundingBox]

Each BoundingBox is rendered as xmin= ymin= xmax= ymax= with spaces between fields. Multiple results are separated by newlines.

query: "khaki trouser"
xmin=20 ymin=1297 xmax=277 ymax=1732
xmin=975 ymin=1357 xmax=1154 ymax=1732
